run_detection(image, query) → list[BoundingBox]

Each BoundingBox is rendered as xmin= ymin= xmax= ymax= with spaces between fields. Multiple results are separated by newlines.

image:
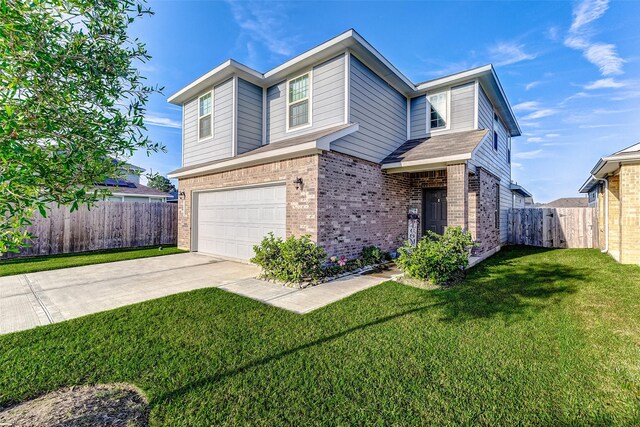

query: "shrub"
xmin=359 ymin=246 xmax=390 ymax=267
xmin=251 ymin=233 xmax=326 ymax=284
xmin=396 ymin=227 xmax=475 ymax=285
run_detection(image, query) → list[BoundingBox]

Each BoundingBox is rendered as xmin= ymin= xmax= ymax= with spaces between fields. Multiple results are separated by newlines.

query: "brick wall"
xmin=176 ymin=155 xmax=319 ymax=251
xmin=469 ymin=168 xmax=500 ymax=254
xmin=317 ymin=151 xmax=410 ymax=259
xmin=607 ymin=174 xmax=621 ymax=262
xmin=619 ymin=163 xmax=640 ymax=264
xmin=446 ymin=163 xmax=468 ymax=229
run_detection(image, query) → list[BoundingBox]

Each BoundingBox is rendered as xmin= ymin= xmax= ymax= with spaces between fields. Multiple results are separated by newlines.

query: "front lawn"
xmin=0 ymin=246 xmax=186 ymax=277
xmin=1 ymin=247 xmax=639 ymax=425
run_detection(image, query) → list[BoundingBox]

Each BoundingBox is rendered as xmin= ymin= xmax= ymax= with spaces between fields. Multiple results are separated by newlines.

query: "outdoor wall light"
xmin=293 ymin=177 xmax=304 ymax=190
xmin=179 ymin=191 xmax=186 ymax=200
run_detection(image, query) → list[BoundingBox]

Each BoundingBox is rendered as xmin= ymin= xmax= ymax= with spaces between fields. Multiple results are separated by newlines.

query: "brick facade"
xmin=176 ymin=153 xmax=501 ymax=259
xmin=595 ymin=163 xmax=640 ymax=265
xmin=446 ymin=163 xmax=468 ymax=229
xmin=317 ymin=151 xmax=410 ymax=258
xmin=176 ymin=155 xmax=319 ymax=250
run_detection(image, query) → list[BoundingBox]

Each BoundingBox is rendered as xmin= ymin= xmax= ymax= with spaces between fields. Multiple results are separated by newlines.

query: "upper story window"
xmin=492 ymin=112 xmax=499 ymax=151
xmin=198 ymin=92 xmax=212 ymax=140
xmin=428 ymin=93 xmax=447 ymax=130
xmin=507 ymin=136 xmax=511 ymax=163
xmin=287 ymin=73 xmax=311 ymax=130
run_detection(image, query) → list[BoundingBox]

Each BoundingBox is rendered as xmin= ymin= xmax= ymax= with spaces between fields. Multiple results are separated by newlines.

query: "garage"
xmin=193 ymin=184 xmax=286 ymax=260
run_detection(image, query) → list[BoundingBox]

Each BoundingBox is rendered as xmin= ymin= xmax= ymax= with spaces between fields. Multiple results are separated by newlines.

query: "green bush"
xmin=251 ymin=233 xmax=326 ymax=284
xmin=396 ymin=227 xmax=475 ymax=285
xmin=359 ymin=245 xmax=390 ymax=267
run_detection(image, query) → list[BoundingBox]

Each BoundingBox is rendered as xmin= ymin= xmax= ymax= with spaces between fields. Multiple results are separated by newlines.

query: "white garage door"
xmin=194 ymin=184 xmax=286 ymax=260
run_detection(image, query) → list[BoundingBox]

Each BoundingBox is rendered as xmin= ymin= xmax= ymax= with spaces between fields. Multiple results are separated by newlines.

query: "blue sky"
xmin=129 ymin=0 xmax=640 ymax=202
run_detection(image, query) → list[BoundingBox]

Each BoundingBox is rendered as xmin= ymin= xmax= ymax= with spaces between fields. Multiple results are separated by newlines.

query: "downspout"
xmin=593 ymin=175 xmax=608 ymax=253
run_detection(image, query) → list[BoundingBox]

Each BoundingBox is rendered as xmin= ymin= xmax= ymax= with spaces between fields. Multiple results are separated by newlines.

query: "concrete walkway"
xmin=0 ymin=253 xmax=390 ymax=335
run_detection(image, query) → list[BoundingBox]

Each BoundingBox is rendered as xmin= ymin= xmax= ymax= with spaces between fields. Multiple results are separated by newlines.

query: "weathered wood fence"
xmin=2 ymin=202 xmax=178 ymax=259
xmin=508 ymin=207 xmax=598 ymax=248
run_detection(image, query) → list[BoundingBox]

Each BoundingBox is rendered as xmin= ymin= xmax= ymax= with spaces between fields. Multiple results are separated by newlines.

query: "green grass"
xmin=0 ymin=246 xmax=186 ymax=277
xmin=1 ymin=246 xmax=639 ymax=425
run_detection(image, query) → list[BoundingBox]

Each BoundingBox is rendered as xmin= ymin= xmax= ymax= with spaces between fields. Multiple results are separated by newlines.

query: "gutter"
xmin=593 ymin=175 xmax=608 ymax=253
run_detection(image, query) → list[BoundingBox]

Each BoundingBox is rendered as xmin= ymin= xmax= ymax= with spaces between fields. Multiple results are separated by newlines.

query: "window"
xmin=428 ymin=92 xmax=447 ymax=129
xmin=287 ymin=73 xmax=311 ymax=130
xmin=493 ymin=112 xmax=499 ymax=151
xmin=507 ymin=136 xmax=511 ymax=164
xmin=198 ymin=92 xmax=212 ymax=140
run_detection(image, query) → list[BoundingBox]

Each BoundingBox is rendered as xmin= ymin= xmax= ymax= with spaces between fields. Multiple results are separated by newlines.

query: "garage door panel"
xmin=195 ymin=184 xmax=286 ymax=260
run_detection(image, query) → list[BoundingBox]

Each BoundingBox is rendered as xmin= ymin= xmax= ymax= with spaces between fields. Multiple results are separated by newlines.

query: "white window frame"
xmin=492 ymin=111 xmax=500 ymax=152
xmin=198 ymin=91 xmax=213 ymax=141
xmin=427 ymin=90 xmax=450 ymax=133
xmin=285 ymin=70 xmax=313 ymax=132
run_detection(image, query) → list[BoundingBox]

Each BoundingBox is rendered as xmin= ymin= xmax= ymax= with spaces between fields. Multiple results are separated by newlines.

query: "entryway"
xmin=422 ymin=189 xmax=447 ymax=235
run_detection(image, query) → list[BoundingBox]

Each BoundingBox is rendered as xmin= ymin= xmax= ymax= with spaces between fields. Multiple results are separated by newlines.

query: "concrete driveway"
xmin=0 ymin=253 xmax=260 ymax=335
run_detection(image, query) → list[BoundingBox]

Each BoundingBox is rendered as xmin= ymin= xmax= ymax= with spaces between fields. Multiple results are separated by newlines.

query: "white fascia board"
xmin=168 ymin=60 xmax=263 ymax=105
xmin=578 ymin=176 xmax=598 ymax=193
xmin=169 ymin=142 xmax=322 ymax=179
xmin=416 ymin=65 xmax=493 ymax=91
xmin=381 ymin=153 xmax=471 ymax=172
xmin=316 ymin=123 xmax=359 ymax=149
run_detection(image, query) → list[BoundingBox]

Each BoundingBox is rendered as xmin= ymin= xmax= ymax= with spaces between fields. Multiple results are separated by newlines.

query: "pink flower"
xmin=338 ymin=256 xmax=347 ymax=267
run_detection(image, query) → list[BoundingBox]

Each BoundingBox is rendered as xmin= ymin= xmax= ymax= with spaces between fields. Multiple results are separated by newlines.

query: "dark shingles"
xmin=382 ymin=129 xmax=488 ymax=165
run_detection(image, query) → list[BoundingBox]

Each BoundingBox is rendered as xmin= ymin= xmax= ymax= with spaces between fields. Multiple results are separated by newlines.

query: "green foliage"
xmin=146 ymin=172 xmax=176 ymax=193
xmin=0 ymin=0 xmax=163 ymax=253
xmin=359 ymin=245 xmax=390 ymax=267
xmin=251 ymin=233 xmax=326 ymax=284
xmin=397 ymin=227 xmax=475 ymax=285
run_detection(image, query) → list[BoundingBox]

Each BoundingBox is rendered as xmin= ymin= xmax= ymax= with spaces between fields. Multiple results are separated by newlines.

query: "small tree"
xmin=146 ymin=172 xmax=176 ymax=193
xmin=0 ymin=0 xmax=163 ymax=253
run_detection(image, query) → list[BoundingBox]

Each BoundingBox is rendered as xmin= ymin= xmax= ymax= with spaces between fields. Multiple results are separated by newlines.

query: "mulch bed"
xmin=0 ymin=383 xmax=148 ymax=427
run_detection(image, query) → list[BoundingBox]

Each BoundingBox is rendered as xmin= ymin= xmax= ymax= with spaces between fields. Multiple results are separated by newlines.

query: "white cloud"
xmin=145 ymin=115 xmax=181 ymax=129
xmin=584 ymin=78 xmax=627 ymax=90
xmin=512 ymin=101 xmax=541 ymax=112
xmin=489 ymin=42 xmax=536 ymax=66
xmin=525 ymin=81 xmax=541 ymax=91
xmin=546 ymin=26 xmax=560 ymax=41
xmin=578 ymin=124 xmax=618 ymax=128
xmin=564 ymin=0 xmax=625 ymax=76
xmin=226 ymin=1 xmax=298 ymax=57
xmin=545 ymin=133 xmax=560 ymax=138
xmin=522 ymin=109 xmax=556 ymax=120
xmin=527 ymin=137 xmax=543 ymax=143
xmin=514 ymin=149 xmax=544 ymax=159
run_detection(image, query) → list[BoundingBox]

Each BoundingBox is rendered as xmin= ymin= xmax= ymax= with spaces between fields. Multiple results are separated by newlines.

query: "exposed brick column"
xmin=446 ymin=163 xmax=468 ymax=230
xmin=607 ymin=174 xmax=621 ymax=262
xmin=620 ymin=164 xmax=640 ymax=264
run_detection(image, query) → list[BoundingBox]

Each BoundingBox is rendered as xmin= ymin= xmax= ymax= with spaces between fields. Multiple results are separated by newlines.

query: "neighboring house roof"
xmin=538 ymin=197 xmax=589 ymax=208
xmin=168 ymin=124 xmax=358 ymax=179
xmin=168 ymin=29 xmax=520 ymax=137
xmin=579 ymin=141 xmax=640 ymax=193
xmin=510 ymin=183 xmax=533 ymax=198
xmin=96 ymin=182 xmax=171 ymax=198
xmin=380 ymin=129 xmax=488 ymax=171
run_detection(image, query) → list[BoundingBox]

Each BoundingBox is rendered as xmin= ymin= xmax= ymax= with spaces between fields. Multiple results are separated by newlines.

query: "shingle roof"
xmin=381 ymin=129 xmax=489 ymax=165
xmin=95 ymin=182 xmax=170 ymax=197
xmin=168 ymin=123 xmax=352 ymax=176
xmin=539 ymin=197 xmax=589 ymax=208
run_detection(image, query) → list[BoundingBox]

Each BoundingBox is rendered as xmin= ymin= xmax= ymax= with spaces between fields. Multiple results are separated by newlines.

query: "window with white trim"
xmin=287 ymin=73 xmax=310 ymax=129
xmin=507 ymin=136 xmax=511 ymax=163
xmin=198 ymin=92 xmax=212 ymax=140
xmin=428 ymin=92 xmax=447 ymax=130
xmin=493 ymin=112 xmax=499 ymax=151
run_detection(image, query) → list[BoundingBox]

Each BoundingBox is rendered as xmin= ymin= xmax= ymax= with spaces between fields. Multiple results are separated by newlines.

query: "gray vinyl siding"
xmin=183 ymin=78 xmax=233 ymax=166
xmin=450 ymin=82 xmax=475 ymax=131
xmin=332 ymin=55 xmax=407 ymax=163
xmin=266 ymin=54 xmax=345 ymax=143
xmin=470 ymin=94 xmax=512 ymax=243
xmin=410 ymin=95 xmax=427 ymax=139
xmin=237 ymin=78 xmax=263 ymax=154
xmin=478 ymin=85 xmax=493 ymax=130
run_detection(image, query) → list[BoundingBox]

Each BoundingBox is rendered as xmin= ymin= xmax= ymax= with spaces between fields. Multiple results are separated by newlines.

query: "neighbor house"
xmin=580 ymin=142 xmax=640 ymax=265
xmin=537 ymin=197 xmax=589 ymax=208
xmin=98 ymin=163 xmax=171 ymax=203
xmin=167 ymin=29 xmax=521 ymax=261
xmin=510 ymin=182 xmax=534 ymax=208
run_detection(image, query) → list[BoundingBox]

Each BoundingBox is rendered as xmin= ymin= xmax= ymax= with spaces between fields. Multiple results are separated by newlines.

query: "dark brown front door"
xmin=422 ymin=189 xmax=447 ymax=236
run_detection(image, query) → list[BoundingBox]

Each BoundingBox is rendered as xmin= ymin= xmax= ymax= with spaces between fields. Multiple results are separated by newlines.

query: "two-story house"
xmin=168 ymin=29 xmax=521 ymax=261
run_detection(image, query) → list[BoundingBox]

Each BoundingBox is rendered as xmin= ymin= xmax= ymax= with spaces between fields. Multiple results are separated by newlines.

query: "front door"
xmin=422 ymin=189 xmax=447 ymax=236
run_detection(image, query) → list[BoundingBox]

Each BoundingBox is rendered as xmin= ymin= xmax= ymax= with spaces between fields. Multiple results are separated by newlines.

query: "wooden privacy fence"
xmin=508 ymin=207 xmax=598 ymax=249
xmin=2 ymin=202 xmax=178 ymax=259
